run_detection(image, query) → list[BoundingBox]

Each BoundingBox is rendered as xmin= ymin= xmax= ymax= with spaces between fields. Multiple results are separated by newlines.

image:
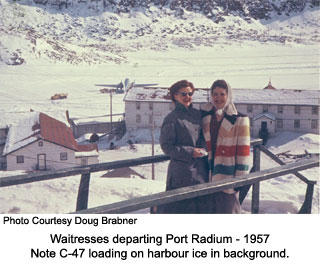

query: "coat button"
xmin=222 ymin=150 xmax=225 ymax=154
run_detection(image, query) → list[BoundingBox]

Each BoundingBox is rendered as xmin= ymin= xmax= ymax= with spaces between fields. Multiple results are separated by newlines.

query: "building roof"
xmin=124 ymin=87 xmax=320 ymax=106
xmin=0 ymin=110 xmax=70 ymax=129
xmin=75 ymin=150 xmax=99 ymax=157
xmin=101 ymin=167 xmax=145 ymax=179
xmin=3 ymin=112 xmax=97 ymax=155
xmin=124 ymin=87 xmax=209 ymax=104
xmin=263 ymin=80 xmax=276 ymax=90
xmin=253 ymin=112 xmax=276 ymax=121
xmin=71 ymin=114 xmax=124 ymax=125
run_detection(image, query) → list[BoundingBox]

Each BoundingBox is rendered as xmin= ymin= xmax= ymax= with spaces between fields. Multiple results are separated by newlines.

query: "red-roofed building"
xmin=4 ymin=112 xmax=99 ymax=171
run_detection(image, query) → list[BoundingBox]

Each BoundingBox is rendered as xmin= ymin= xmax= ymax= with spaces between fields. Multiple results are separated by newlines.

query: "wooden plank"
xmin=251 ymin=145 xmax=261 ymax=214
xmin=306 ymin=183 xmax=315 ymax=213
xmin=71 ymin=157 xmax=319 ymax=214
xmin=76 ymin=173 xmax=91 ymax=211
xmin=0 ymin=140 xmax=263 ymax=188
xmin=0 ymin=167 xmax=91 ymax=188
xmin=239 ymin=139 xmax=263 ymax=204
xmin=0 ymin=155 xmax=169 ymax=188
xmin=299 ymin=183 xmax=315 ymax=214
xmin=251 ymin=183 xmax=260 ymax=214
xmin=250 ymin=139 xmax=263 ymax=147
xmin=89 ymin=154 xmax=170 ymax=173
xmin=259 ymin=145 xmax=317 ymax=184
xmin=239 ymin=167 xmax=254 ymax=204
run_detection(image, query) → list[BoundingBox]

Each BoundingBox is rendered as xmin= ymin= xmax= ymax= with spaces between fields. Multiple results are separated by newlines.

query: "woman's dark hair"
xmin=169 ymin=80 xmax=195 ymax=102
xmin=210 ymin=79 xmax=228 ymax=95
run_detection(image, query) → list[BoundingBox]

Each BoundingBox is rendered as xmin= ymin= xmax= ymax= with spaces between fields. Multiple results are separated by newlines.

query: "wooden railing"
xmin=0 ymin=140 xmax=318 ymax=214
xmin=72 ymin=158 xmax=318 ymax=214
xmin=258 ymin=146 xmax=317 ymax=214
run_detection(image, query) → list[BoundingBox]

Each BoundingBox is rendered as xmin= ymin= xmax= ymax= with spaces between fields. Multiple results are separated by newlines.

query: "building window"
xmin=312 ymin=106 xmax=318 ymax=115
xmin=16 ymin=155 xmax=24 ymax=164
xmin=294 ymin=120 xmax=300 ymax=128
xmin=263 ymin=105 xmax=268 ymax=113
xmin=149 ymin=102 xmax=153 ymax=111
xmin=60 ymin=152 xmax=68 ymax=161
xmin=247 ymin=105 xmax=253 ymax=113
xmin=311 ymin=120 xmax=318 ymax=129
xmin=277 ymin=119 xmax=283 ymax=128
xmin=277 ymin=105 xmax=283 ymax=114
xmin=294 ymin=105 xmax=300 ymax=114
xmin=38 ymin=141 xmax=43 ymax=147
xmin=149 ymin=114 xmax=153 ymax=124
xmin=136 ymin=114 xmax=141 ymax=123
xmin=136 ymin=102 xmax=141 ymax=110
xmin=81 ymin=157 xmax=88 ymax=166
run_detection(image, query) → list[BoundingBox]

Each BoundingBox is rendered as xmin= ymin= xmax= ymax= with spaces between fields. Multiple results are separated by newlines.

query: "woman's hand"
xmin=193 ymin=148 xmax=207 ymax=158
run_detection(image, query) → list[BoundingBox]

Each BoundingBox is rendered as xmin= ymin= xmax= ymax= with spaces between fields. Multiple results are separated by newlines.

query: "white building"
xmin=3 ymin=112 xmax=99 ymax=171
xmin=124 ymin=86 xmax=319 ymax=137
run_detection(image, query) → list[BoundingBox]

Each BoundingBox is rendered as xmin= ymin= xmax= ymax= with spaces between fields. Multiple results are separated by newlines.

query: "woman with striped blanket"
xmin=201 ymin=79 xmax=251 ymax=213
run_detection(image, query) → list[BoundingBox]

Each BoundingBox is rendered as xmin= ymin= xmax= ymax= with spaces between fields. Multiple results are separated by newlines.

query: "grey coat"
xmin=158 ymin=102 xmax=209 ymax=213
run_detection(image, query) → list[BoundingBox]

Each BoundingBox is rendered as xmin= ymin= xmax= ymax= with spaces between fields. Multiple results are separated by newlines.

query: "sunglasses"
xmin=177 ymin=91 xmax=194 ymax=97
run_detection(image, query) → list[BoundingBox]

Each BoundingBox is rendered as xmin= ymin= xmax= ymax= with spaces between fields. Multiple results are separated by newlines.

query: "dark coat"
xmin=158 ymin=102 xmax=209 ymax=213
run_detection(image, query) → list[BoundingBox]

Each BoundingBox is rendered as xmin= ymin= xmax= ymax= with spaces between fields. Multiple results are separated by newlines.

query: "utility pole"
xmin=151 ymin=110 xmax=155 ymax=180
xmin=110 ymin=91 xmax=113 ymax=133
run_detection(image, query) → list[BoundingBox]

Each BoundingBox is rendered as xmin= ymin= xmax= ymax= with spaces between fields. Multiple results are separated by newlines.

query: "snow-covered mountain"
xmin=7 ymin=0 xmax=320 ymax=19
xmin=0 ymin=0 xmax=319 ymax=65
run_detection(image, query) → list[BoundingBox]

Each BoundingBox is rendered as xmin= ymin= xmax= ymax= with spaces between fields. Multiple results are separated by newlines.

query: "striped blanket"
xmin=201 ymin=102 xmax=250 ymax=194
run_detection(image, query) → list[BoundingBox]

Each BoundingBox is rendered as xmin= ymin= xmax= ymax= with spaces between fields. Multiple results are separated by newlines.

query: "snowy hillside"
xmin=0 ymin=0 xmax=319 ymax=121
xmin=0 ymin=0 xmax=319 ymax=65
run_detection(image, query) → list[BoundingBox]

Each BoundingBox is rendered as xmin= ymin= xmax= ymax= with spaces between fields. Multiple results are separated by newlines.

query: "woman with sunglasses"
xmin=156 ymin=80 xmax=209 ymax=214
xmin=201 ymin=79 xmax=250 ymax=213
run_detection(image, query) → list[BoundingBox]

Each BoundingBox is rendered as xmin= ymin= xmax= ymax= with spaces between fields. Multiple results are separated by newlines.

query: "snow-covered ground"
xmin=0 ymin=2 xmax=319 ymax=122
xmin=0 ymin=1 xmax=319 ymax=214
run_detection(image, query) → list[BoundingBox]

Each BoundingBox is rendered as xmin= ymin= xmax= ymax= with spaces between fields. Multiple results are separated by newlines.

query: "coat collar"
xmin=175 ymin=101 xmax=193 ymax=112
xmin=217 ymin=114 xmax=238 ymax=146
xmin=201 ymin=102 xmax=237 ymax=116
xmin=201 ymin=102 xmax=238 ymax=147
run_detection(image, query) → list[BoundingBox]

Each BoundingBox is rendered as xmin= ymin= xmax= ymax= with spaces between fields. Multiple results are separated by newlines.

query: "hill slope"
xmin=0 ymin=0 xmax=319 ymax=65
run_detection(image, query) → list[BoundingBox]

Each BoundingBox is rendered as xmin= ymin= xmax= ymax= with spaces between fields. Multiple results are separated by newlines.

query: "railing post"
xmin=76 ymin=172 xmax=91 ymax=211
xmin=251 ymin=145 xmax=261 ymax=214
xmin=299 ymin=182 xmax=315 ymax=214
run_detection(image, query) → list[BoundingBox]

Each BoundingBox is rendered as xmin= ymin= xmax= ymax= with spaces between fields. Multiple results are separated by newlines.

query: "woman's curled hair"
xmin=169 ymin=80 xmax=195 ymax=102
